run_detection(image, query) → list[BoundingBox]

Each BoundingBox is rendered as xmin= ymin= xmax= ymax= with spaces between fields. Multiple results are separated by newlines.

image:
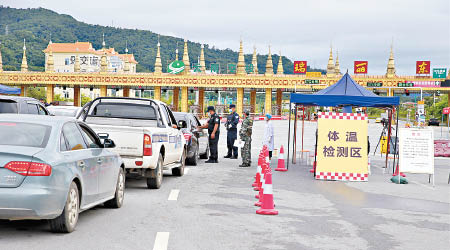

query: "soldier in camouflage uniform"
xmin=239 ymin=110 xmax=253 ymax=167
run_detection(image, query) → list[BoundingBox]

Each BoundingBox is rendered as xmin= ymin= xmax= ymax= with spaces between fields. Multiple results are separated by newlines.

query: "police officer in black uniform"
xmin=224 ymin=104 xmax=239 ymax=159
xmin=199 ymin=106 xmax=220 ymax=163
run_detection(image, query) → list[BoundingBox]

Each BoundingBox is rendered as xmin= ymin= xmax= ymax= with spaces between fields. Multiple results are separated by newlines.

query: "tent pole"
xmin=392 ymin=106 xmax=400 ymax=173
xmin=385 ymin=108 xmax=392 ymax=170
xmin=287 ymin=100 xmax=292 ymax=169
xmin=293 ymin=104 xmax=298 ymax=164
xmin=302 ymin=106 xmax=305 ymax=156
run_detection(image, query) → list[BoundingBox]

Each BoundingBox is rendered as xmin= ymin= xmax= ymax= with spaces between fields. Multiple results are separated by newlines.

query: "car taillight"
xmin=183 ymin=133 xmax=192 ymax=144
xmin=143 ymin=134 xmax=152 ymax=156
xmin=4 ymin=161 xmax=52 ymax=176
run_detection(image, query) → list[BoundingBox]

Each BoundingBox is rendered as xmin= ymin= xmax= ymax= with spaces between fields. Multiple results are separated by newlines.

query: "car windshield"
xmin=90 ymin=103 xmax=157 ymax=120
xmin=0 ymin=122 xmax=51 ymax=148
xmin=50 ymin=108 xmax=79 ymax=117
xmin=0 ymin=100 xmax=18 ymax=114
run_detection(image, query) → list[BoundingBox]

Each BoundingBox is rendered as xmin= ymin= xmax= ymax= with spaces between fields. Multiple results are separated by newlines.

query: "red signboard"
xmin=294 ymin=61 xmax=307 ymax=74
xmin=354 ymin=61 xmax=368 ymax=74
xmin=443 ymin=107 xmax=450 ymax=115
xmin=416 ymin=61 xmax=431 ymax=74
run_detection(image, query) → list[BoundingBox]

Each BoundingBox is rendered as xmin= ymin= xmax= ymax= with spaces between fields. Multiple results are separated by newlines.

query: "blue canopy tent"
xmin=287 ymin=72 xmax=400 ymax=171
xmin=0 ymin=84 xmax=21 ymax=95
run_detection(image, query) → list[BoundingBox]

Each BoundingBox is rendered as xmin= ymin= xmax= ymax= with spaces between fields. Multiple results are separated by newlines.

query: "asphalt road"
xmin=0 ymin=120 xmax=449 ymax=250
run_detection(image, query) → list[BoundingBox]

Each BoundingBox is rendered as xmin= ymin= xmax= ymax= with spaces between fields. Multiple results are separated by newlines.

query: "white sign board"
xmin=399 ymin=128 xmax=434 ymax=174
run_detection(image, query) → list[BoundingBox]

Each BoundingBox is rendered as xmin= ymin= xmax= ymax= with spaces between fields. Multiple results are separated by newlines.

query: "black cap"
xmin=207 ymin=106 xmax=215 ymax=112
xmin=229 ymin=104 xmax=236 ymax=108
xmin=244 ymin=110 xmax=250 ymax=116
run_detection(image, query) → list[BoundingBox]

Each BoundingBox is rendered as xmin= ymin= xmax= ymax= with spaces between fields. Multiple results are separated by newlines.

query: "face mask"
xmin=229 ymin=109 xmax=232 ymax=113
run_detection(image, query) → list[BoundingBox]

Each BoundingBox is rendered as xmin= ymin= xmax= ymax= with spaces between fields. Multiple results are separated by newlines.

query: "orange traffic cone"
xmin=255 ymin=163 xmax=269 ymax=206
xmin=264 ymin=147 xmax=270 ymax=166
xmin=256 ymin=172 xmax=278 ymax=215
xmin=275 ymin=145 xmax=287 ymax=172
xmin=253 ymin=153 xmax=263 ymax=187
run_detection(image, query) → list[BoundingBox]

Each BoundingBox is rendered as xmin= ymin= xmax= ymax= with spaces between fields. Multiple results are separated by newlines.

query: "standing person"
xmin=224 ymin=104 xmax=239 ymax=159
xmin=239 ymin=110 xmax=253 ymax=167
xmin=199 ymin=106 xmax=220 ymax=163
xmin=263 ymin=114 xmax=274 ymax=160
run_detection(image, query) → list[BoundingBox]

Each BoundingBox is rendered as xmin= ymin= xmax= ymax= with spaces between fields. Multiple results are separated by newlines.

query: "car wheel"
xmin=105 ymin=167 xmax=125 ymax=208
xmin=172 ymin=149 xmax=186 ymax=176
xmin=186 ymin=145 xmax=199 ymax=166
xmin=200 ymin=144 xmax=209 ymax=159
xmin=49 ymin=182 xmax=79 ymax=233
xmin=147 ymin=154 xmax=163 ymax=189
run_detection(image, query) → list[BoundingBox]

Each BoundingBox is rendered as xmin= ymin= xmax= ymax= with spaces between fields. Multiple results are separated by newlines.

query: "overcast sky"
xmin=3 ymin=0 xmax=449 ymax=75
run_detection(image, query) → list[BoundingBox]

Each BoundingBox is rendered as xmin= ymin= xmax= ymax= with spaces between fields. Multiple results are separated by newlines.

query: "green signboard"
xmin=367 ymin=82 xmax=383 ymax=87
xmin=398 ymin=82 xmax=414 ymax=88
xmin=167 ymin=60 xmax=185 ymax=74
xmin=305 ymin=79 xmax=320 ymax=84
xmin=433 ymin=68 xmax=447 ymax=79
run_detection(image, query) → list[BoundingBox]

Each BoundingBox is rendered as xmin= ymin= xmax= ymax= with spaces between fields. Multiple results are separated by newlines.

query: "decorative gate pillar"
xmin=100 ymin=85 xmax=107 ymax=97
xmin=123 ymin=87 xmax=130 ymax=97
xmin=173 ymin=87 xmax=180 ymax=111
xmin=181 ymin=86 xmax=188 ymax=113
xmin=46 ymin=84 xmax=54 ymax=103
xmin=198 ymin=88 xmax=205 ymax=117
xmin=265 ymin=88 xmax=272 ymax=114
xmin=74 ymin=86 xmax=81 ymax=107
xmin=154 ymin=86 xmax=161 ymax=101
xmin=250 ymin=89 xmax=256 ymax=114
xmin=236 ymin=87 xmax=244 ymax=115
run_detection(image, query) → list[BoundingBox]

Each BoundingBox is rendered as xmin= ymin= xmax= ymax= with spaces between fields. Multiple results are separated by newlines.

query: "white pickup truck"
xmin=78 ymin=97 xmax=186 ymax=189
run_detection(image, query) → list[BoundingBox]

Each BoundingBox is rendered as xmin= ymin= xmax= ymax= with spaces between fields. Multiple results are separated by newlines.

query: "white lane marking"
xmin=153 ymin=232 xmax=170 ymax=250
xmin=410 ymin=180 xmax=435 ymax=190
xmin=184 ymin=168 xmax=189 ymax=175
xmin=168 ymin=189 xmax=180 ymax=201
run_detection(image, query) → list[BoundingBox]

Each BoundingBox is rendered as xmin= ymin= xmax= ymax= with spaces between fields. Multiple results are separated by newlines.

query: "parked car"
xmin=428 ymin=118 xmax=440 ymax=126
xmin=174 ymin=112 xmax=209 ymax=165
xmin=0 ymin=96 xmax=50 ymax=115
xmin=375 ymin=117 xmax=382 ymax=123
xmin=47 ymin=106 xmax=83 ymax=117
xmin=0 ymin=115 xmax=125 ymax=233
xmin=78 ymin=97 xmax=186 ymax=189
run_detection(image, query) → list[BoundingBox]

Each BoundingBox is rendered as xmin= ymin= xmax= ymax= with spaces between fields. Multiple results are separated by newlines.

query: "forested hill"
xmin=0 ymin=6 xmax=326 ymax=74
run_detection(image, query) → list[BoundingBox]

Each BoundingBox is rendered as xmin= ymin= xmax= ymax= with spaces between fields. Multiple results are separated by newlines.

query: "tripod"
xmin=373 ymin=122 xmax=396 ymax=156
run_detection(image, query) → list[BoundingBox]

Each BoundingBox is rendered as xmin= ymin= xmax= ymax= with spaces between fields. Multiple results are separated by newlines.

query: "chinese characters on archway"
xmin=323 ymin=131 xmax=361 ymax=158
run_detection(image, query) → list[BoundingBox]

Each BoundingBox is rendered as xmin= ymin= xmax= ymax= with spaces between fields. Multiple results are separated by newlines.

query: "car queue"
xmin=0 ymin=96 xmax=210 ymax=233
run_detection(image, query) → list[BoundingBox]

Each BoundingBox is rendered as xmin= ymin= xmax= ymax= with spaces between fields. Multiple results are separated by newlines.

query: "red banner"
xmin=354 ymin=61 xmax=368 ymax=74
xmin=416 ymin=61 xmax=431 ymax=74
xmin=294 ymin=61 xmax=307 ymax=74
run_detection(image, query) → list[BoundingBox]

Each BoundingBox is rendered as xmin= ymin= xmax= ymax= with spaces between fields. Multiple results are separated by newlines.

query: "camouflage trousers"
xmin=241 ymin=138 xmax=252 ymax=166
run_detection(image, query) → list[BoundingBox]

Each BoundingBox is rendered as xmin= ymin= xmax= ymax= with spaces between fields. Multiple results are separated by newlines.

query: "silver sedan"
xmin=0 ymin=114 xmax=125 ymax=233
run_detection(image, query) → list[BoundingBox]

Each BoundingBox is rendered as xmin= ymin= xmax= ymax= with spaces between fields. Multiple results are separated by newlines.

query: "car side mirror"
xmin=103 ymin=138 xmax=116 ymax=148
xmin=177 ymin=120 xmax=187 ymax=129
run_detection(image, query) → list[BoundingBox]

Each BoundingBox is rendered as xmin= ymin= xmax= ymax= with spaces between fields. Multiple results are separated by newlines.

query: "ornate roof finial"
xmin=385 ymin=41 xmax=396 ymax=78
xmin=49 ymin=33 xmax=52 ymax=45
xmin=264 ymin=45 xmax=274 ymax=76
xmin=276 ymin=51 xmax=284 ymax=75
xmin=46 ymin=49 xmax=55 ymax=72
xmin=182 ymin=39 xmax=190 ymax=74
xmin=125 ymin=40 xmax=128 ymax=54
xmin=334 ymin=50 xmax=341 ymax=76
xmin=236 ymin=39 xmax=246 ymax=75
xmin=175 ymin=41 xmax=179 ymax=61
xmin=251 ymin=45 xmax=258 ymax=74
xmin=199 ymin=44 xmax=206 ymax=73
xmin=154 ymin=39 xmax=162 ymax=74
xmin=102 ymin=33 xmax=106 ymax=48
xmin=326 ymin=45 xmax=335 ymax=78
xmin=21 ymin=39 xmax=28 ymax=72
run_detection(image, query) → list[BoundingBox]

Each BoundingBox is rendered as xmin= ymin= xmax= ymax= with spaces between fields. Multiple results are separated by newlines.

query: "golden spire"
xmin=251 ymin=46 xmax=258 ymax=74
xmin=21 ymin=39 xmax=28 ymax=72
xmin=182 ymin=39 xmax=190 ymax=74
xmin=175 ymin=42 xmax=179 ymax=61
xmin=385 ymin=43 xmax=396 ymax=78
xmin=326 ymin=45 xmax=335 ymax=77
xmin=276 ymin=51 xmax=284 ymax=75
xmin=154 ymin=36 xmax=162 ymax=74
xmin=100 ymin=34 xmax=108 ymax=72
xmin=200 ymin=44 xmax=206 ymax=73
xmin=0 ymin=42 xmax=3 ymax=72
xmin=334 ymin=50 xmax=341 ymax=76
xmin=236 ymin=39 xmax=246 ymax=75
xmin=74 ymin=48 xmax=80 ymax=72
xmin=123 ymin=41 xmax=130 ymax=73
xmin=264 ymin=45 xmax=273 ymax=76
